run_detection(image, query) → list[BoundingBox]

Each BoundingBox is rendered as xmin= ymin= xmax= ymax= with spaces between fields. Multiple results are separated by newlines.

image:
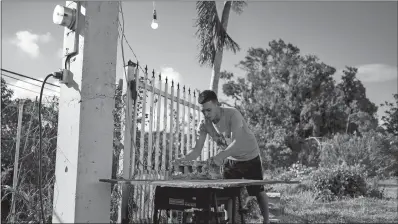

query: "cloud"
xmin=9 ymin=79 xmax=60 ymax=100
xmin=160 ymin=67 xmax=183 ymax=87
xmin=10 ymin=31 xmax=53 ymax=58
xmin=356 ymin=64 xmax=397 ymax=83
xmin=39 ymin=32 xmax=52 ymax=43
xmin=333 ymin=64 xmax=397 ymax=83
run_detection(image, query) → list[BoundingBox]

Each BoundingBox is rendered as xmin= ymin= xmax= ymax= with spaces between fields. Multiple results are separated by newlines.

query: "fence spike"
xmin=165 ymin=77 xmax=168 ymax=83
xmin=183 ymin=85 xmax=185 ymax=92
xmin=159 ymin=73 xmax=161 ymax=80
xmin=152 ymin=69 xmax=155 ymax=78
xmin=194 ymin=91 xmax=196 ymax=97
xmin=177 ymin=83 xmax=180 ymax=89
xmin=172 ymin=80 xmax=174 ymax=87
xmin=188 ymin=88 xmax=191 ymax=95
xmin=145 ymin=65 xmax=148 ymax=73
xmin=127 ymin=60 xmax=134 ymax=66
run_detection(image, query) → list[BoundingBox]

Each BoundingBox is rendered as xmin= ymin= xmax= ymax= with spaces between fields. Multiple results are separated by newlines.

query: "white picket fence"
xmin=118 ymin=61 xmax=218 ymax=223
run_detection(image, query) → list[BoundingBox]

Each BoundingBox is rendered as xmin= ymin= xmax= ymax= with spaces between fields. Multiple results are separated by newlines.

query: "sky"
xmin=1 ymin=1 xmax=397 ymax=122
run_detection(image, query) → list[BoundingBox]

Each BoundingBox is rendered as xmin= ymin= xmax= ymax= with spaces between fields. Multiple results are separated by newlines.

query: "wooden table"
xmin=100 ymin=179 xmax=300 ymax=224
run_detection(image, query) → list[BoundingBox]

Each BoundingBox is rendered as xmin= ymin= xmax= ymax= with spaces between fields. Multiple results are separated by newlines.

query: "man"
xmin=177 ymin=90 xmax=270 ymax=224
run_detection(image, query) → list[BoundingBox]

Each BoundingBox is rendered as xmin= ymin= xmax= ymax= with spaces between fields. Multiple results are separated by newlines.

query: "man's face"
xmin=200 ymin=100 xmax=218 ymax=122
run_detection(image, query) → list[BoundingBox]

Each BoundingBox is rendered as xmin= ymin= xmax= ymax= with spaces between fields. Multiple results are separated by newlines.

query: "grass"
xmin=378 ymin=178 xmax=398 ymax=199
xmin=281 ymin=196 xmax=397 ymax=223
xmin=245 ymin=181 xmax=398 ymax=223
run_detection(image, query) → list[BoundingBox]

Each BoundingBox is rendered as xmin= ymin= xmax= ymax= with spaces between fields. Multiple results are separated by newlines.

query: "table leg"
xmin=207 ymin=209 xmax=211 ymax=223
xmin=153 ymin=207 xmax=159 ymax=224
xmin=232 ymin=196 xmax=236 ymax=224
xmin=212 ymin=192 xmax=220 ymax=224
xmin=182 ymin=211 xmax=188 ymax=224
xmin=238 ymin=194 xmax=245 ymax=224
xmin=207 ymin=191 xmax=214 ymax=223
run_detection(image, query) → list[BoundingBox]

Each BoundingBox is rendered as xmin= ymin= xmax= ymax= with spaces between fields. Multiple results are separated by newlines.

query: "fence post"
xmin=10 ymin=100 xmax=25 ymax=223
xmin=154 ymin=73 xmax=162 ymax=173
xmin=187 ymin=89 xmax=192 ymax=156
xmin=169 ymin=81 xmax=175 ymax=168
xmin=146 ymin=70 xmax=156 ymax=221
xmin=161 ymin=77 xmax=169 ymax=174
xmin=120 ymin=61 xmax=136 ymax=224
xmin=113 ymin=79 xmax=123 ymax=180
xmin=192 ymin=91 xmax=197 ymax=160
xmin=181 ymin=86 xmax=186 ymax=156
xmin=111 ymin=78 xmax=123 ymax=223
xmin=175 ymin=84 xmax=180 ymax=159
xmin=131 ymin=63 xmax=140 ymax=221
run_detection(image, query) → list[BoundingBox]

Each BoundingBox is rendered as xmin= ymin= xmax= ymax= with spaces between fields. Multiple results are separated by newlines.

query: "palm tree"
xmin=194 ymin=1 xmax=247 ymax=94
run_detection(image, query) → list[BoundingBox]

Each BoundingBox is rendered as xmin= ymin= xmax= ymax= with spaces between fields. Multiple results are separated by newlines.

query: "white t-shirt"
xmin=197 ymin=107 xmax=260 ymax=161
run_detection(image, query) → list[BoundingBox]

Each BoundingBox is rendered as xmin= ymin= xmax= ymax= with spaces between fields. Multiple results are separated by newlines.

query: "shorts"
xmin=222 ymin=155 xmax=265 ymax=196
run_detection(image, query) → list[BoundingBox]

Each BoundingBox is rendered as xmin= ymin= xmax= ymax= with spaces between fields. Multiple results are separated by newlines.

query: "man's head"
xmin=198 ymin=90 xmax=221 ymax=122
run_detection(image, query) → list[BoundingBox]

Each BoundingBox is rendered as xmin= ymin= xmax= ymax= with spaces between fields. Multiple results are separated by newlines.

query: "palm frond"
xmin=194 ymin=1 xmax=241 ymax=67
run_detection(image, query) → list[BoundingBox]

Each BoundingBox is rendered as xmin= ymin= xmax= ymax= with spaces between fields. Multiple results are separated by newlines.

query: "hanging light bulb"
xmin=151 ymin=9 xmax=158 ymax=29
xmin=151 ymin=2 xmax=158 ymax=29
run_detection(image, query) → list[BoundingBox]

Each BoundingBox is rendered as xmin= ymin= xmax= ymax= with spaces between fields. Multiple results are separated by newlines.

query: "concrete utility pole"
xmin=52 ymin=1 xmax=119 ymax=223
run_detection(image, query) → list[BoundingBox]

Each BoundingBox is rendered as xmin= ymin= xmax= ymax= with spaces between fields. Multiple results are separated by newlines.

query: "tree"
xmin=381 ymin=93 xmax=398 ymax=136
xmin=220 ymin=39 xmax=384 ymax=169
xmin=194 ymin=1 xmax=247 ymax=94
xmin=337 ymin=67 xmax=378 ymax=135
xmin=222 ymin=39 xmax=344 ymax=137
xmin=219 ymin=39 xmax=347 ymax=168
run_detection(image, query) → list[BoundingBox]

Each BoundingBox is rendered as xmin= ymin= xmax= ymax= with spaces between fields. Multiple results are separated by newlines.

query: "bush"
xmin=262 ymin=142 xmax=294 ymax=170
xmin=310 ymin=164 xmax=369 ymax=201
xmin=319 ymin=131 xmax=398 ymax=177
xmin=271 ymin=162 xmax=317 ymax=182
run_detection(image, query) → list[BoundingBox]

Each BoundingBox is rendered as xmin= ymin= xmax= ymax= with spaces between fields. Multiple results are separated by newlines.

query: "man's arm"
xmin=179 ymin=120 xmax=208 ymax=161
xmin=215 ymin=112 xmax=245 ymax=159
xmin=182 ymin=131 xmax=207 ymax=160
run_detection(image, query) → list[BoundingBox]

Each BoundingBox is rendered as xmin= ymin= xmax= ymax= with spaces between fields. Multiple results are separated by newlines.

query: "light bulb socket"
xmin=153 ymin=9 xmax=157 ymax=20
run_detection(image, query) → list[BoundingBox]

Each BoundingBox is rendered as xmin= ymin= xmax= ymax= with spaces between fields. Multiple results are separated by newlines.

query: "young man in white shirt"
xmin=178 ymin=90 xmax=270 ymax=224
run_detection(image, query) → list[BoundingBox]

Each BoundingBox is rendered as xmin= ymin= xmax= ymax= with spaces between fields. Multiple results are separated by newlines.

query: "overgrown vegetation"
xmin=2 ymin=38 xmax=398 ymax=223
xmin=1 ymin=77 xmax=58 ymax=223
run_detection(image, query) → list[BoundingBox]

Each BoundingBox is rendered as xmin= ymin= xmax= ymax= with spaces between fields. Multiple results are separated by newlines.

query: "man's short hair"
xmin=198 ymin=90 xmax=218 ymax=104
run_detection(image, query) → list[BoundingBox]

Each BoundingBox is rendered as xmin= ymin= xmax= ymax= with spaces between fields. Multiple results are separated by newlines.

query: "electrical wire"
xmin=6 ymin=83 xmax=55 ymax=97
xmin=119 ymin=1 xmax=140 ymax=173
xmin=2 ymin=73 xmax=60 ymax=93
xmin=38 ymin=74 xmax=54 ymax=224
xmin=119 ymin=2 xmax=128 ymax=83
xmin=117 ymin=23 xmax=146 ymax=75
xmin=1 ymin=69 xmax=60 ymax=88
xmin=118 ymin=3 xmax=145 ymax=74
xmin=119 ymin=2 xmax=148 ymax=173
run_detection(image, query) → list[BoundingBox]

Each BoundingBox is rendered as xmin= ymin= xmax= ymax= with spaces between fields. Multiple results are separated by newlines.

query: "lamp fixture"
xmin=151 ymin=2 xmax=158 ymax=29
